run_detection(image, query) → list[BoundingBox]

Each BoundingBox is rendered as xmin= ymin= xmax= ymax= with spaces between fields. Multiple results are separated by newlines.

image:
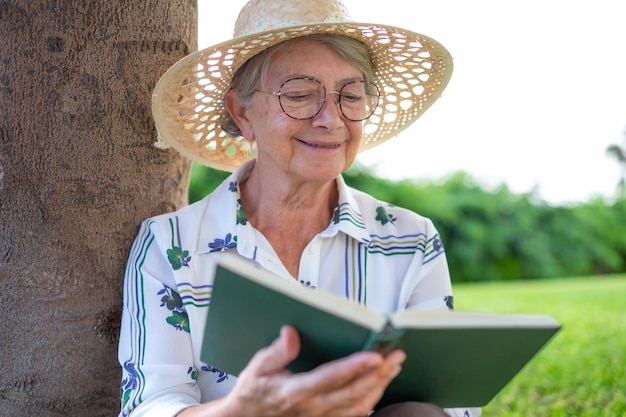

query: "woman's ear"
xmin=224 ymin=90 xmax=254 ymax=141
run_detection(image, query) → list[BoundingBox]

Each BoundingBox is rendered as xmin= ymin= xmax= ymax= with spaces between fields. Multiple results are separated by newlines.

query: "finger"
xmin=281 ymin=350 xmax=383 ymax=399
xmin=288 ymin=366 xmax=390 ymax=417
xmin=307 ymin=350 xmax=407 ymax=416
xmin=245 ymin=325 xmax=301 ymax=376
xmin=383 ymin=349 xmax=407 ymax=371
xmin=310 ymin=347 xmax=406 ymax=388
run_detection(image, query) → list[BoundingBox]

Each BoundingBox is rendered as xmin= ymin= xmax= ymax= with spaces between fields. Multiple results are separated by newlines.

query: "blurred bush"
xmin=189 ymin=163 xmax=626 ymax=282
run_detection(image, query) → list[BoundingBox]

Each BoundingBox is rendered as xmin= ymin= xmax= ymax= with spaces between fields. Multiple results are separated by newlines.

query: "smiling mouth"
xmin=296 ymin=139 xmax=343 ymax=149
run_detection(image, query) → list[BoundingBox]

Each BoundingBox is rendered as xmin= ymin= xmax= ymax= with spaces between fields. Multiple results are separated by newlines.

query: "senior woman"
xmin=118 ymin=0 xmax=480 ymax=416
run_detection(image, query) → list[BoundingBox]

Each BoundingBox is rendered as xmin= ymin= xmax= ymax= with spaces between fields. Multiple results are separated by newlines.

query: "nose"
xmin=313 ymin=91 xmax=344 ymax=127
xmin=327 ymin=91 xmax=341 ymax=104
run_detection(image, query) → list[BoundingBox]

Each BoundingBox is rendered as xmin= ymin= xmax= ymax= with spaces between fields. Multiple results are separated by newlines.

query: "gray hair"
xmin=220 ymin=34 xmax=375 ymax=137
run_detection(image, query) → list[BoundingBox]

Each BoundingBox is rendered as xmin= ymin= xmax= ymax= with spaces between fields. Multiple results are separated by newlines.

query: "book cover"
xmin=201 ymin=254 xmax=560 ymax=408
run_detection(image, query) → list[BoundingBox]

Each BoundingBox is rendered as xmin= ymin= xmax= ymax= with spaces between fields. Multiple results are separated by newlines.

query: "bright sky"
xmin=198 ymin=0 xmax=626 ymax=204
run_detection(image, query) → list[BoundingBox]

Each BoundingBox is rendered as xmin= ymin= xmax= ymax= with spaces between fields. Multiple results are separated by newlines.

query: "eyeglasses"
xmin=256 ymin=77 xmax=380 ymax=121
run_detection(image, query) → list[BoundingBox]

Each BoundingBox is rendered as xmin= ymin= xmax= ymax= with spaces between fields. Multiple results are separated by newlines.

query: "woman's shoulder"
xmin=142 ymin=175 xmax=237 ymax=230
xmin=143 ymin=196 xmax=210 ymax=228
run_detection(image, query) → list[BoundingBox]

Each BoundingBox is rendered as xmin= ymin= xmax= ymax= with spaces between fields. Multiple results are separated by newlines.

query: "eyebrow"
xmin=278 ymin=74 xmax=365 ymax=87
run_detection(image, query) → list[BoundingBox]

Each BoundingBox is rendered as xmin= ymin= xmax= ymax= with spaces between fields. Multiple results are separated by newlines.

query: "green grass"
xmin=452 ymin=275 xmax=626 ymax=417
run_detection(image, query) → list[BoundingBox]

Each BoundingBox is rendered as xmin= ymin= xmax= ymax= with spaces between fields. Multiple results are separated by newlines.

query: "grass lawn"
xmin=452 ymin=274 xmax=626 ymax=417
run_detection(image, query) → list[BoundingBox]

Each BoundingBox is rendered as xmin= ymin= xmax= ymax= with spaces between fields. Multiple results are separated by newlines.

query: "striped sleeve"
xmin=118 ymin=220 xmax=200 ymax=417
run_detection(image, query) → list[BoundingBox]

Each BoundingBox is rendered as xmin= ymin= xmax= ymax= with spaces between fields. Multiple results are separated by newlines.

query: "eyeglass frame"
xmin=255 ymin=76 xmax=381 ymax=122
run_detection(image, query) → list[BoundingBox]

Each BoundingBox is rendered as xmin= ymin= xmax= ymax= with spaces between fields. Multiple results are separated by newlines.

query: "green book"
xmin=201 ymin=254 xmax=561 ymax=408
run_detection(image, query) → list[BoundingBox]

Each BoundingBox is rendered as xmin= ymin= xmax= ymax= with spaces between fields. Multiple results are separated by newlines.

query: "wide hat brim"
xmin=152 ymin=22 xmax=453 ymax=172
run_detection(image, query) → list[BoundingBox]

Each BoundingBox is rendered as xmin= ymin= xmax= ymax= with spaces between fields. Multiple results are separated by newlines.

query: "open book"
xmin=201 ymin=254 xmax=560 ymax=408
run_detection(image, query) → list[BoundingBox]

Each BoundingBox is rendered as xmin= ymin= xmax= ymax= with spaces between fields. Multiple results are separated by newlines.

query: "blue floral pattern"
xmin=187 ymin=365 xmax=229 ymax=385
xmin=209 ymin=233 xmax=237 ymax=252
xmin=120 ymin=362 xmax=139 ymax=409
xmin=201 ymin=365 xmax=229 ymax=383
xmin=158 ymin=285 xmax=190 ymax=332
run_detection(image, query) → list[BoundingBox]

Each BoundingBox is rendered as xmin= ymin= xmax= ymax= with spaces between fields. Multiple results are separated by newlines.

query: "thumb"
xmin=246 ymin=325 xmax=301 ymax=376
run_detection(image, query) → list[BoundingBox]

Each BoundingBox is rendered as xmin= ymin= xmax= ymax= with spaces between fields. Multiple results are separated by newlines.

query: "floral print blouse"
xmin=118 ymin=161 xmax=479 ymax=417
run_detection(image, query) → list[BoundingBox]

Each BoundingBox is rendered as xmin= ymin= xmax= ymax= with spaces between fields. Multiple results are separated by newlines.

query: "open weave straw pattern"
xmin=152 ymin=23 xmax=452 ymax=171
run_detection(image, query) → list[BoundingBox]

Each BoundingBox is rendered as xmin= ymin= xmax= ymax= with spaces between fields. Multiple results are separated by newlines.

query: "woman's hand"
xmin=222 ymin=325 xmax=406 ymax=417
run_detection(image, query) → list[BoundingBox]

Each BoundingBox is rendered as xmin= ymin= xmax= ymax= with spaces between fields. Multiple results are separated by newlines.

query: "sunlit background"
xmin=198 ymin=0 xmax=626 ymax=205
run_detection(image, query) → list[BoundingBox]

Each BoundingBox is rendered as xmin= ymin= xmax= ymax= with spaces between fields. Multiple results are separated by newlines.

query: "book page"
xmin=390 ymin=309 xmax=560 ymax=330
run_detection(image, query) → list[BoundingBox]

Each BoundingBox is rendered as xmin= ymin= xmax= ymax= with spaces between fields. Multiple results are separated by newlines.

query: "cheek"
xmin=250 ymin=108 xmax=302 ymax=154
xmin=346 ymin=124 xmax=364 ymax=164
xmin=243 ymin=97 xmax=285 ymax=140
xmin=348 ymin=124 xmax=364 ymax=151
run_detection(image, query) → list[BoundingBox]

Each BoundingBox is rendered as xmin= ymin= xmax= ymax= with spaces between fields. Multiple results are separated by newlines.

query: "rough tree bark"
xmin=0 ymin=1 xmax=196 ymax=415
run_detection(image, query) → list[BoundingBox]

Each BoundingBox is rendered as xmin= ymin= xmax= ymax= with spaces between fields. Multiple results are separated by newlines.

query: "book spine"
xmin=362 ymin=321 xmax=406 ymax=355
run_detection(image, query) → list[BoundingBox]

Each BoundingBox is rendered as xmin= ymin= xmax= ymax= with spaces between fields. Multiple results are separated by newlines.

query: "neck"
xmin=240 ymin=169 xmax=338 ymax=231
xmin=238 ymin=166 xmax=339 ymax=278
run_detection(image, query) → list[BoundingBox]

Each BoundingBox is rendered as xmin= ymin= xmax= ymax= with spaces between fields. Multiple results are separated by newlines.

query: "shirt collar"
xmin=332 ymin=175 xmax=373 ymax=245
xmin=195 ymin=161 xmax=253 ymax=255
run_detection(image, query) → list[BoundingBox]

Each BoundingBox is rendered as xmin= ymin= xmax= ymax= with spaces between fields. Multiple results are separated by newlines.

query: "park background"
xmin=0 ymin=1 xmax=622 ymax=415
xmin=196 ymin=0 xmax=626 ymax=284
xmin=199 ymin=0 xmax=626 ymax=205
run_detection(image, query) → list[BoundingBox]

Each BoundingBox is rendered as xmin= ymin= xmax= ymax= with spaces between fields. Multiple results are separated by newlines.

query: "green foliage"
xmin=606 ymin=129 xmax=626 ymax=198
xmin=189 ymin=162 xmax=626 ymax=282
xmin=454 ymin=275 xmax=626 ymax=417
xmin=343 ymin=165 xmax=626 ymax=282
xmin=189 ymin=162 xmax=230 ymax=204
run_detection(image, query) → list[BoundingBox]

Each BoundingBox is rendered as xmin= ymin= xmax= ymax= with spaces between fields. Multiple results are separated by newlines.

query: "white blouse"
xmin=118 ymin=161 xmax=480 ymax=417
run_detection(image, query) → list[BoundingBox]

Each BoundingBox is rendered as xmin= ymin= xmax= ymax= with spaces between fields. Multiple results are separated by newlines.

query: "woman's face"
xmin=239 ymin=39 xmax=365 ymax=183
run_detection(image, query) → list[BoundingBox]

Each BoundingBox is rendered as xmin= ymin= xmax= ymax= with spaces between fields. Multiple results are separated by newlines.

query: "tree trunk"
xmin=0 ymin=1 xmax=196 ymax=415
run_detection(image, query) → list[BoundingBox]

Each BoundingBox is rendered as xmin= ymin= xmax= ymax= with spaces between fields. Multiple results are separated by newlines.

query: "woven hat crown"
xmin=234 ymin=0 xmax=353 ymax=37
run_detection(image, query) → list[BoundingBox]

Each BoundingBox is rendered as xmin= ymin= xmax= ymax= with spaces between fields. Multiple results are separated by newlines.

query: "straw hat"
xmin=152 ymin=0 xmax=453 ymax=172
